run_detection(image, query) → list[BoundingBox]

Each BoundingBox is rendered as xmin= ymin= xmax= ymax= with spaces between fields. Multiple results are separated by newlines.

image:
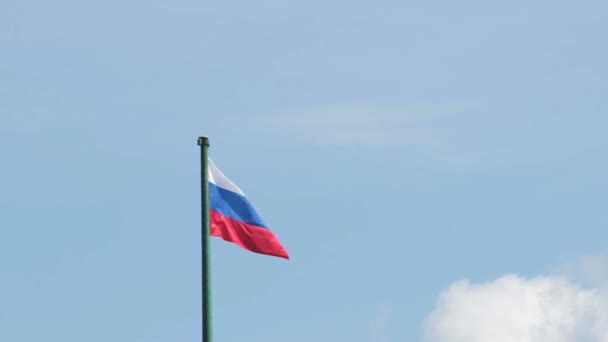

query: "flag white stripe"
xmin=207 ymin=158 xmax=245 ymax=196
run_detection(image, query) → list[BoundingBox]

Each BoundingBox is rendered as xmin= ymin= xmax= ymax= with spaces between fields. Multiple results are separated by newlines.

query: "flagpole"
xmin=197 ymin=136 xmax=212 ymax=342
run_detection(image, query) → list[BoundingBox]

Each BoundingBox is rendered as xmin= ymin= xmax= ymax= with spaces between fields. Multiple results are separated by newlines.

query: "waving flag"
xmin=208 ymin=159 xmax=289 ymax=259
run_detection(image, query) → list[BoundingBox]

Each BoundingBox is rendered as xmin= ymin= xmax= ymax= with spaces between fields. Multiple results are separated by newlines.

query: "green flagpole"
xmin=197 ymin=136 xmax=212 ymax=342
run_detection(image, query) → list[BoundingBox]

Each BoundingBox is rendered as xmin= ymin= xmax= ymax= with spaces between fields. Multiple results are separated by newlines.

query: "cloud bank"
xmin=423 ymin=274 xmax=608 ymax=342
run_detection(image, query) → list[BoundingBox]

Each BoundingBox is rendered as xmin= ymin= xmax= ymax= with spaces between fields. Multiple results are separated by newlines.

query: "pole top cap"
xmin=197 ymin=136 xmax=210 ymax=146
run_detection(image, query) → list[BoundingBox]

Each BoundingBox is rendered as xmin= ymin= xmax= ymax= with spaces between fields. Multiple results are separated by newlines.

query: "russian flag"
xmin=208 ymin=159 xmax=289 ymax=259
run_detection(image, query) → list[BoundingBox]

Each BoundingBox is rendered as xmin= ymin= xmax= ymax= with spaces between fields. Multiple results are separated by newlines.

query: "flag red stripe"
xmin=209 ymin=210 xmax=289 ymax=259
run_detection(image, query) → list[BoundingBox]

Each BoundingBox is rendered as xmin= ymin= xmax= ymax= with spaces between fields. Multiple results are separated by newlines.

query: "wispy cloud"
xmin=212 ymin=103 xmax=471 ymax=151
xmin=553 ymin=254 xmax=608 ymax=288
xmin=259 ymin=105 xmax=458 ymax=148
xmin=369 ymin=304 xmax=391 ymax=342
xmin=212 ymin=104 xmax=605 ymax=168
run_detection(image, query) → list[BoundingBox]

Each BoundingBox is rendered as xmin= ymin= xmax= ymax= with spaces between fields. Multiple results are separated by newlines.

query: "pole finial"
xmin=198 ymin=136 xmax=210 ymax=147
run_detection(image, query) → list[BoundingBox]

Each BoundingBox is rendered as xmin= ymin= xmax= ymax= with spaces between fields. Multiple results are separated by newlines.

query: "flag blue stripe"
xmin=209 ymin=182 xmax=268 ymax=229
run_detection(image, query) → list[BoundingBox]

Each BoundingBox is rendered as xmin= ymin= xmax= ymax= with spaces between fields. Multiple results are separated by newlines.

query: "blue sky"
xmin=1 ymin=0 xmax=607 ymax=341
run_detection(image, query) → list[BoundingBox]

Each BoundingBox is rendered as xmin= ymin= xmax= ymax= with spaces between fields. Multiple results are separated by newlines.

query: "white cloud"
xmin=423 ymin=274 xmax=608 ymax=342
